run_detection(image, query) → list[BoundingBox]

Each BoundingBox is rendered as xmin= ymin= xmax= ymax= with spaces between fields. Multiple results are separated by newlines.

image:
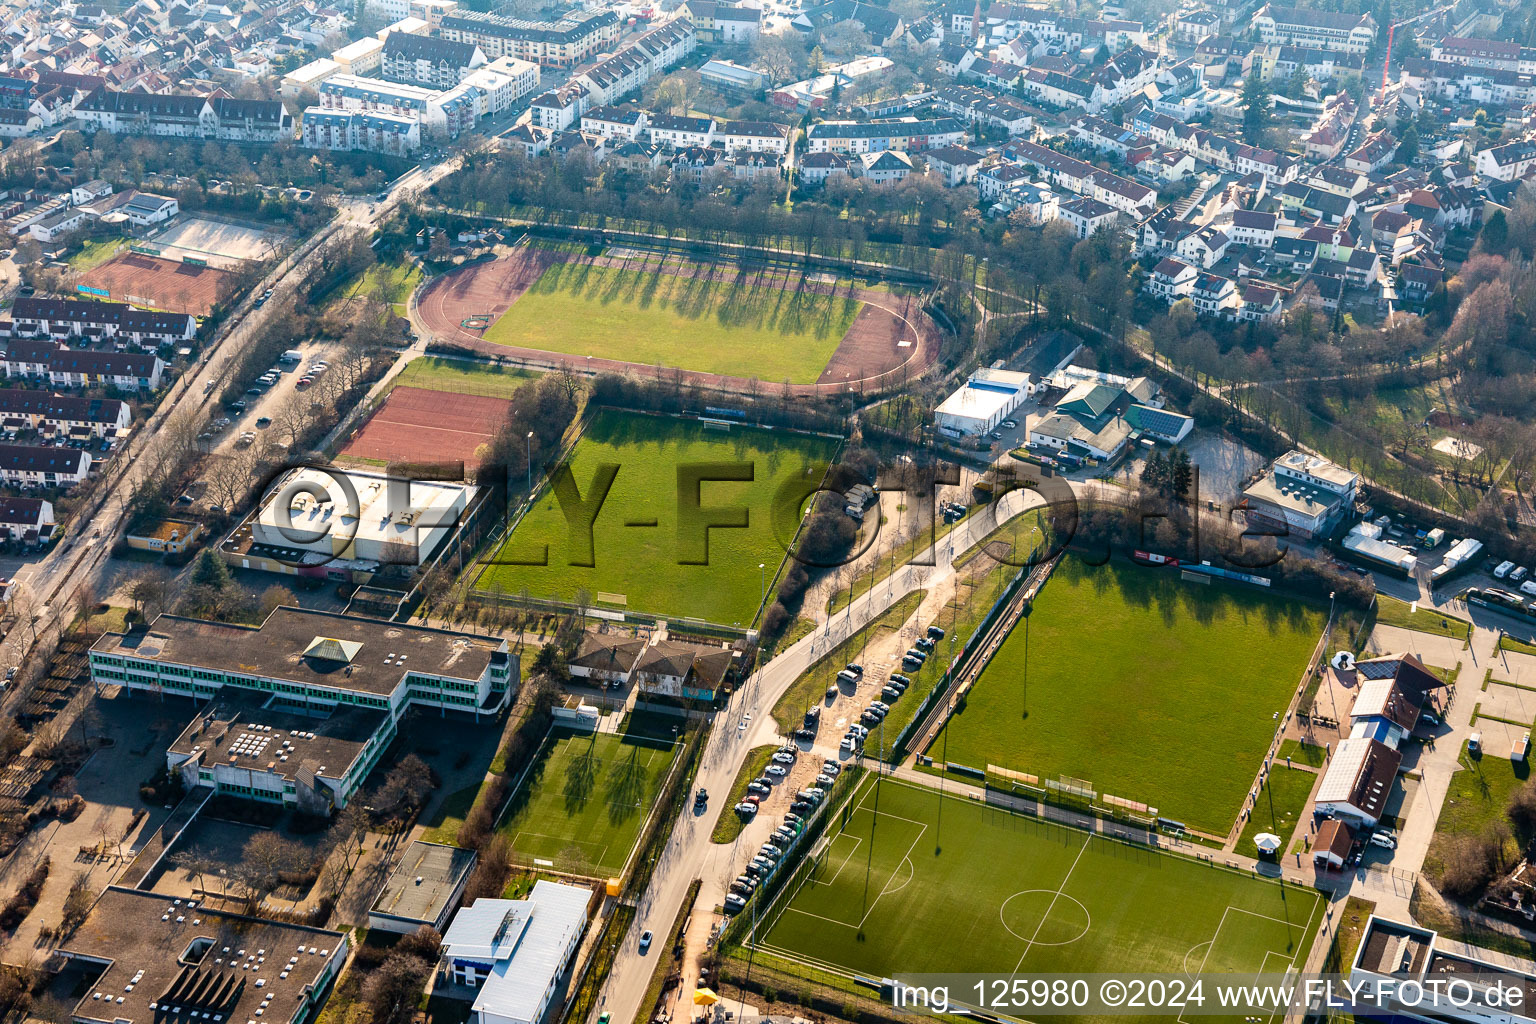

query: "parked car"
xmin=841 ymin=736 xmax=857 ymax=752
xmin=926 ymin=625 xmax=945 ymax=640
xmin=772 ymin=752 xmax=795 ymax=765
xmin=1368 ymin=832 xmax=1396 ymax=850
xmin=724 ymin=894 xmax=746 ymax=914
xmin=748 ymin=781 xmax=771 ymax=797
xmin=735 ymin=802 xmax=757 ymax=817
xmin=882 ymin=685 xmax=902 ymax=701
xmin=820 ymin=762 xmax=840 ymax=776
xmin=890 ymin=673 xmax=912 ymax=685
xmin=1513 ymin=566 xmax=1531 ymax=584
xmin=870 ymin=701 xmax=891 ymax=713
xmin=765 ymin=764 xmax=788 ymax=778
xmin=815 ymin=773 xmax=836 ymax=787
xmin=846 ymin=663 xmax=864 ymax=677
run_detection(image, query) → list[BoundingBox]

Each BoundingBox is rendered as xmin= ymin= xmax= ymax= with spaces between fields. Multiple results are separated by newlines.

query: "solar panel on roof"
xmin=1356 ymin=659 xmax=1402 ymax=680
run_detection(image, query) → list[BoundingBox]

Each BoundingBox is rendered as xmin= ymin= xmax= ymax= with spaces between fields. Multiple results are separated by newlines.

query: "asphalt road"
xmin=0 ymin=155 xmax=462 ymax=716
xmin=593 ymin=485 xmax=1045 ymax=1024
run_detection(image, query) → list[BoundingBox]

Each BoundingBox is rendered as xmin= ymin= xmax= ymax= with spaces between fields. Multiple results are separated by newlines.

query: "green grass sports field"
xmin=931 ymin=559 xmax=1324 ymax=833
xmin=761 ymin=778 xmax=1325 ymax=984
xmin=478 ymin=410 xmax=837 ymax=624
xmin=482 ymin=261 xmax=861 ymax=383
xmin=496 ymin=727 xmax=682 ymax=877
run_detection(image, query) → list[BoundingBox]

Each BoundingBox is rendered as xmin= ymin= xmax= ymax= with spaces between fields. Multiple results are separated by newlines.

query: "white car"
xmin=765 ymin=764 xmax=788 ymax=777
xmin=772 ymin=752 xmax=795 ymax=765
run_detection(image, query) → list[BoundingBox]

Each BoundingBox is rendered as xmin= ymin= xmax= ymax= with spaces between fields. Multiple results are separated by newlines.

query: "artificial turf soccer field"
xmin=477 ymin=409 xmax=838 ymax=624
xmin=760 ymin=778 xmax=1325 ymax=984
xmin=930 ymin=559 xmax=1325 ymax=833
xmin=496 ymin=728 xmax=682 ymax=877
xmin=481 ymin=260 xmax=863 ymax=383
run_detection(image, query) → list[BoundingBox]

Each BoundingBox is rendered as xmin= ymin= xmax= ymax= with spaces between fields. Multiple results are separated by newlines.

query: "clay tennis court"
xmin=79 ymin=253 xmax=232 ymax=316
xmin=341 ymin=386 xmax=510 ymax=469
xmin=416 ymin=247 xmax=934 ymax=394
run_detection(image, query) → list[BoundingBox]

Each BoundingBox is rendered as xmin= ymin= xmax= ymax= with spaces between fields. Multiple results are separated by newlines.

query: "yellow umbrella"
xmin=693 ymin=988 xmax=720 ymax=1006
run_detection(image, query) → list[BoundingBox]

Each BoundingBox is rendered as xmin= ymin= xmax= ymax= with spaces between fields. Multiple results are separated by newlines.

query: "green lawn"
xmin=1277 ymin=739 xmax=1328 ymax=768
xmin=389 ymin=356 xmax=539 ymax=400
xmin=69 ymin=237 xmax=125 ymax=272
xmin=1236 ymin=765 xmax=1319 ymax=858
xmin=1374 ymin=595 xmax=1471 ymax=641
xmin=761 ymin=777 xmax=1326 ymax=984
xmin=1430 ymin=742 xmax=1529 ymax=842
xmin=338 ymin=259 xmax=422 ymax=313
xmin=932 ymin=559 xmax=1326 ymax=833
xmin=1501 ymin=635 xmax=1536 ymax=657
xmin=483 ymin=260 xmax=862 ymax=383
xmin=420 ymin=781 xmax=486 ymax=846
xmin=477 ymin=410 xmax=838 ymax=625
xmin=496 ymin=727 xmax=683 ymax=878
xmin=712 ymin=746 xmax=777 ymax=844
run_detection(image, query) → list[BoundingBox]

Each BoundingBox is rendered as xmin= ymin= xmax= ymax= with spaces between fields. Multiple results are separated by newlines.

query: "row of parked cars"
xmin=725 ymin=765 xmax=841 ymax=914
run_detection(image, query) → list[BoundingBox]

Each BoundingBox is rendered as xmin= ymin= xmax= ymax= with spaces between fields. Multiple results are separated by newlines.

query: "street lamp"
xmin=758 ymin=563 xmax=766 ymax=615
xmin=525 ymin=430 xmax=534 ymax=498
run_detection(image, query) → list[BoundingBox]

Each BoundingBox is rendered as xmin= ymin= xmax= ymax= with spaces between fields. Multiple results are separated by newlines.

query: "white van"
xmin=1521 ymin=580 xmax=1536 ymax=597
xmin=1494 ymin=560 xmax=1516 ymax=578
xmin=1368 ymin=832 xmax=1396 ymax=850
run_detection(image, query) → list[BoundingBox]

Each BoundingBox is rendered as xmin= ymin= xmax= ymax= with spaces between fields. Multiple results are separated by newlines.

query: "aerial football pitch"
xmin=496 ymin=727 xmax=682 ymax=878
xmin=476 ymin=409 xmax=838 ymax=625
xmin=759 ymin=777 xmax=1325 ymax=984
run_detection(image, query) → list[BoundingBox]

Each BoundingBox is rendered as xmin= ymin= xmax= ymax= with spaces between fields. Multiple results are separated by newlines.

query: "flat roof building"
xmin=56 ymin=886 xmax=348 ymax=1024
xmin=440 ymin=882 xmax=593 ymax=1024
xmin=1351 ymin=914 xmax=1536 ymax=1023
xmin=370 ymin=840 xmax=478 ymax=934
xmin=232 ymin=466 xmax=477 ymax=573
xmin=91 ymin=607 xmax=517 ymax=811
xmin=1242 ymin=449 xmax=1359 ymax=539
xmin=935 ymin=368 xmax=1034 ymax=437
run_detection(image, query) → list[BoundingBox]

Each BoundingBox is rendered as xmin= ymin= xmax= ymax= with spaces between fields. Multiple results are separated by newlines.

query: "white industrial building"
xmin=439 ymin=883 xmax=592 ymax=1024
xmin=934 ymin=368 xmax=1034 ymax=437
xmin=244 ymin=467 xmax=475 ymax=570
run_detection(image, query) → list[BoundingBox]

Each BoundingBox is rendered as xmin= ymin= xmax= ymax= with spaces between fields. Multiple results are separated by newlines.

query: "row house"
xmin=933 ymin=85 xmax=1033 ymax=136
xmin=1255 ymin=44 xmax=1363 ymax=83
xmin=648 ymin=113 xmax=715 ymax=149
xmin=575 ymin=20 xmax=696 ymax=107
xmin=716 ymin=120 xmax=790 ymax=155
xmin=1252 ymin=5 xmax=1376 ymax=54
xmin=581 ymin=106 xmax=648 ymax=142
xmin=0 ymin=496 xmax=55 ymax=546
xmin=1068 ymin=113 xmax=1145 ymax=158
xmin=1003 ymin=139 xmax=1156 ymax=215
xmin=1475 ymin=137 xmax=1536 ymax=181
xmin=380 ymin=31 xmax=485 ymax=90
xmin=438 ymin=8 xmax=619 ymax=68
xmin=1429 ymin=36 xmax=1536 ymax=75
xmin=805 ymin=117 xmax=967 ymax=154
xmin=0 ymin=388 xmax=131 ymax=438
xmin=1018 ymin=68 xmax=1100 ymax=112
xmin=1400 ymin=58 xmax=1536 ymax=108
xmin=302 ymin=107 xmax=420 ymax=154
xmin=8 ymin=297 xmax=193 ymax=350
xmin=74 ymin=89 xmax=291 ymax=141
xmin=0 ymin=445 xmax=90 ymax=488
